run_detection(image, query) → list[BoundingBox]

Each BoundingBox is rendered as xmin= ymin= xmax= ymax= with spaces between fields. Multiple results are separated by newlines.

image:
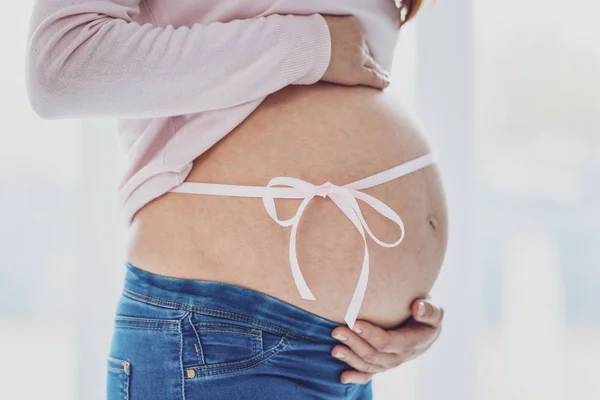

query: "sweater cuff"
xmin=275 ymin=14 xmax=331 ymax=85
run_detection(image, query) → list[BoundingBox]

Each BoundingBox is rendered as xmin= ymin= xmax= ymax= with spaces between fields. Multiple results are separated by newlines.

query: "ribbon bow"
xmin=262 ymin=177 xmax=406 ymax=329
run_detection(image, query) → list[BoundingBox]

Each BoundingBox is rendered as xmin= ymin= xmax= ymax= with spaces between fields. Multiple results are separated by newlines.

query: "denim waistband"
xmin=122 ymin=263 xmax=343 ymax=343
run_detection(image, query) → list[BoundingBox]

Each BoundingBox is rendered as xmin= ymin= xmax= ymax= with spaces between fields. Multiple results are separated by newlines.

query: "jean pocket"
xmin=107 ymin=357 xmax=130 ymax=400
xmin=183 ymin=312 xmax=290 ymax=378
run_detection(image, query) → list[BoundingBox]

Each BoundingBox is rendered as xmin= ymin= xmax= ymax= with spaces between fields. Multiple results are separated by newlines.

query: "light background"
xmin=0 ymin=0 xmax=598 ymax=399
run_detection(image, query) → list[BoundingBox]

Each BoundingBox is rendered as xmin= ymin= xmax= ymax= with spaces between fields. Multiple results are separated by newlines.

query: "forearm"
xmin=26 ymin=0 xmax=331 ymax=119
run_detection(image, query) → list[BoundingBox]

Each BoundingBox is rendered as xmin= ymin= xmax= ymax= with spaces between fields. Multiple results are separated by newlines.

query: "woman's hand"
xmin=321 ymin=15 xmax=390 ymax=90
xmin=330 ymin=298 xmax=444 ymax=384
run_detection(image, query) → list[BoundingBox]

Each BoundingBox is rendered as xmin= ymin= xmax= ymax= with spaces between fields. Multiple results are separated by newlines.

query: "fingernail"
xmin=334 ymin=333 xmax=348 ymax=341
xmin=418 ymin=301 xmax=427 ymax=317
xmin=343 ymin=377 xmax=355 ymax=384
xmin=352 ymin=326 xmax=362 ymax=334
xmin=334 ymin=352 xmax=346 ymax=359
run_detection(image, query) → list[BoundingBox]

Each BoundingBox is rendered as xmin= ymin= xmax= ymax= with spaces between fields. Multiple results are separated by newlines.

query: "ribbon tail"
xmin=289 ymin=195 xmax=317 ymax=301
xmin=344 ymin=240 xmax=370 ymax=330
xmin=329 ymin=190 xmax=371 ymax=330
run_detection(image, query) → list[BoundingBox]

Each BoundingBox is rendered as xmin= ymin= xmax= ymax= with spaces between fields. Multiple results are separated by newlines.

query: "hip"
xmin=107 ymin=264 xmax=372 ymax=400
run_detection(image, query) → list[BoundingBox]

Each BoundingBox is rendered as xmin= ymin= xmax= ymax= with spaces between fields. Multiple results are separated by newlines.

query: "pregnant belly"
xmin=127 ymin=82 xmax=448 ymax=329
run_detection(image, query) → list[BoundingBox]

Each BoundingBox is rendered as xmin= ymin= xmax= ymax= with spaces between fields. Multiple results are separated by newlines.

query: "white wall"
xmin=414 ymin=1 xmax=480 ymax=399
xmin=76 ymin=119 xmax=127 ymax=400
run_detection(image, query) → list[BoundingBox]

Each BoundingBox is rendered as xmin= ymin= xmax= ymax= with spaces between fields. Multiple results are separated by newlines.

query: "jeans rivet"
xmin=186 ymin=369 xmax=196 ymax=379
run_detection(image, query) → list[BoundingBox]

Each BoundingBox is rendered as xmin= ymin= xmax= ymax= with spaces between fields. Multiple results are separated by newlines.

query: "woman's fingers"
xmin=340 ymin=370 xmax=374 ymax=385
xmin=331 ymin=325 xmax=399 ymax=367
xmin=331 ymin=344 xmax=387 ymax=375
xmin=362 ymin=53 xmax=390 ymax=89
xmin=321 ymin=15 xmax=390 ymax=89
xmin=361 ymin=66 xmax=390 ymax=89
xmin=362 ymin=44 xmax=390 ymax=77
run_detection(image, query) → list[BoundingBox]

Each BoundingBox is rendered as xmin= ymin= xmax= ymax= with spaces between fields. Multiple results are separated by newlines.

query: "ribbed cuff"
xmin=275 ymin=14 xmax=331 ymax=86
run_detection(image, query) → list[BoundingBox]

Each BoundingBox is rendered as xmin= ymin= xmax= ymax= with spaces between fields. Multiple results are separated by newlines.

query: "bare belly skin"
xmin=126 ymin=82 xmax=448 ymax=329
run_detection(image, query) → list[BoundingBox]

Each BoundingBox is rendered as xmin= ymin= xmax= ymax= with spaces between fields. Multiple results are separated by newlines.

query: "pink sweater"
xmin=26 ymin=0 xmax=401 ymax=223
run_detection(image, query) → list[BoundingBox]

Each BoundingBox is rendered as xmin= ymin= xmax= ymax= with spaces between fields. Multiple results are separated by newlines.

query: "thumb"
xmin=412 ymin=299 xmax=444 ymax=327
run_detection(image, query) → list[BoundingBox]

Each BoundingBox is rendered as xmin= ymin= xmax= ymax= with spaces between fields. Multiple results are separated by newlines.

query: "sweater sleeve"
xmin=25 ymin=0 xmax=331 ymax=120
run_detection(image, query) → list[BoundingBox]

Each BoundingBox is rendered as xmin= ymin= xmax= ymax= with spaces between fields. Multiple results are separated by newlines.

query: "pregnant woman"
xmin=26 ymin=0 xmax=448 ymax=398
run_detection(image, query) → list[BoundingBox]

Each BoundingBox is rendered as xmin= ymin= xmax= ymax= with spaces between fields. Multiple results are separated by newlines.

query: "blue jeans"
xmin=107 ymin=263 xmax=373 ymax=399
